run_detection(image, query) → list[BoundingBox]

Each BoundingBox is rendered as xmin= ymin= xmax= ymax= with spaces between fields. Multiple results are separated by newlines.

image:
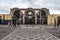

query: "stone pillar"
xmin=42 ymin=16 xmax=43 ymax=25
xmin=23 ymin=15 xmax=25 ymax=24
xmin=21 ymin=10 xmax=25 ymax=24
xmin=35 ymin=14 xmax=37 ymax=24
xmin=42 ymin=19 xmax=43 ymax=25
xmin=40 ymin=10 xmax=41 ymax=25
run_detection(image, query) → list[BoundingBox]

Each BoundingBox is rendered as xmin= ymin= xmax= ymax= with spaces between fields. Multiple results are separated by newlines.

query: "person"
xmin=57 ymin=23 xmax=59 ymax=27
xmin=8 ymin=22 xmax=11 ymax=27
xmin=16 ymin=19 xmax=20 ymax=27
xmin=12 ymin=16 xmax=16 ymax=27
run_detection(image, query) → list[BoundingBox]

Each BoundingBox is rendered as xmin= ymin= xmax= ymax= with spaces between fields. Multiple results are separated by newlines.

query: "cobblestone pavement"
xmin=1 ymin=25 xmax=60 ymax=40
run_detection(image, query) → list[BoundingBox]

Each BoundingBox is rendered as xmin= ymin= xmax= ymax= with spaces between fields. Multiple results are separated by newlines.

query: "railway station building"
xmin=0 ymin=8 xmax=60 ymax=26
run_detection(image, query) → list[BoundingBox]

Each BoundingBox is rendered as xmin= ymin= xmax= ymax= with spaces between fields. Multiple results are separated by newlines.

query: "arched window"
xmin=14 ymin=10 xmax=20 ymax=19
xmin=26 ymin=10 xmax=34 ymax=16
xmin=41 ymin=10 xmax=46 ymax=17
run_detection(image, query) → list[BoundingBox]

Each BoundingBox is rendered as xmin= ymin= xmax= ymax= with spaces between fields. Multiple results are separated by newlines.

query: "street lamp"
xmin=42 ymin=16 xmax=43 ymax=25
xmin=10 ymin=11 xmax=13 ymax=27
xmin=40 ymin=10 xmax=41 ymax=25
xmin=54 ymin=15 xmax=56 ymax=28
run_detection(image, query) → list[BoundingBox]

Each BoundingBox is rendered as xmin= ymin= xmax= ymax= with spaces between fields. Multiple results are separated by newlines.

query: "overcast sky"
xmin=0 ymin=0 xmax=60 ymax=14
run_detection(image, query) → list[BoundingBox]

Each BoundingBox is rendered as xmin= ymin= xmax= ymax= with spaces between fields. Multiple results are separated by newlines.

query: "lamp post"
xmin=42 ymin=16 xmax=43 ymax=25
xmin=54 ymin=15 xmax=56 ymax=28
xmin=40 ymin=10 xmax=41 ymax=25
xmin=10 ymin=11 xmax=13 ymax=27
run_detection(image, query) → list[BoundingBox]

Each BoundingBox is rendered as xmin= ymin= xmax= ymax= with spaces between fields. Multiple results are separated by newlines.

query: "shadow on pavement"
xmin=46 ymin=27 xmax=60 ymax=39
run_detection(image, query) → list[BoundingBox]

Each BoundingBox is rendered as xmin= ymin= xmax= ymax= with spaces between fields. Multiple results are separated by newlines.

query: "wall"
xmin=47 ymin=15 xmax=58 ymax=26
xmin=0 ymin=14 xmax=59 ymax=25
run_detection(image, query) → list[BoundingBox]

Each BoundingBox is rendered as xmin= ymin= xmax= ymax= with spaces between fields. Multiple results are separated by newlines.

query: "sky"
xmin=0 ymin=0 xmax=60 ymax=14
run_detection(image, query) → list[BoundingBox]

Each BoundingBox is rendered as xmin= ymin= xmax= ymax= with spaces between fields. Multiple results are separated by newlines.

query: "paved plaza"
xmin=1 ymin=25 xmax=60 ymax=40
xmin=0 ymin=25 xmax=17 ymax=39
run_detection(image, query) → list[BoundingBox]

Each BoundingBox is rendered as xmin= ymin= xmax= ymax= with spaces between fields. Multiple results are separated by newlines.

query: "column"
xmin=23 ymin=14 xmax=25 ymax=24
xmin=42 ymin=16 xmax=43 ymax=25
xmin=42 ymin=19 xmax=43 ymax=25
xmin=35 ymin=14 xmax=37 ymax=24
xmin=40 ymin=10 xmax=41 ymax=25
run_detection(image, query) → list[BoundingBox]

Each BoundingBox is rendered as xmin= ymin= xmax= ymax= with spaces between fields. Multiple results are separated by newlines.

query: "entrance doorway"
xmin=25 ymin=17 xmax=35 ymax=24
xmin=25 ymin=10 xmax=35 ymax=24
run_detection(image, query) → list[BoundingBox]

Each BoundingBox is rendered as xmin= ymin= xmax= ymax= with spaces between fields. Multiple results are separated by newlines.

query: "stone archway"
xmin=13 ymin=10 xmax=20 ymax=19
xmin=41 ymin=10 xmax=47 ymax=25
xmin=25 ymin=10 xmax=35 ymax=24
xmin=12 ymin=9 xmax=21 ymax=26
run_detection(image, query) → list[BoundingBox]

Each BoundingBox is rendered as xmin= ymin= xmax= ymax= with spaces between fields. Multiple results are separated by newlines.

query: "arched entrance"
xmin=25 ymin=10 xmax=35 ymax=24
xmin=37 ymin=10 xmax=47 ymax=24
xmin=12 ymin=10 xmax=21 ymax=25
xmin=13 ymin=10 xmax=20 ymax=19
xmin=41 ymin=10 xmax=47 ymax=25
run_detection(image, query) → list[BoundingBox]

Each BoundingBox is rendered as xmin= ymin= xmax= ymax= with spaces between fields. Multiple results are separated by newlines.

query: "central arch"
xmin=25 ymin=10 xmax=35 ymax=24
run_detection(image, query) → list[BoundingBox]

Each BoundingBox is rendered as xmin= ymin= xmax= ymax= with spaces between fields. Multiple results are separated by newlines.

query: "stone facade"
xmin=0 ymin=14 xmax=59 ymax=25
xmin=10 ymin=8 xmax=49 ymax=24
xmin=0 ymin=8 xmax=60 ymax=25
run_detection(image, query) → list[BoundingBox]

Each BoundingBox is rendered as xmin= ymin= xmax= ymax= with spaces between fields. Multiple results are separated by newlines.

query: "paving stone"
xmin=35 ymin=39 xmax=40 ymax=40
xmin=1 ymin=25 xmax=60 ymax=40
xmin=27 ymin=37 xmax=34 ymax=40
xmin=22 ymin=38 xmax=27 ymax=40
